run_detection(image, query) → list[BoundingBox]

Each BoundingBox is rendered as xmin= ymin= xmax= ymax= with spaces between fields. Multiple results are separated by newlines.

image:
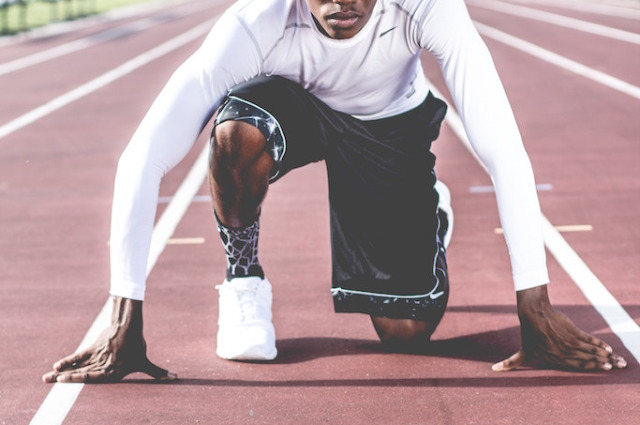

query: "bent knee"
xmin=370 ymin=317 xmax=434 ymax=347
xmin=212 ymin=120 xmax=267 ymax=162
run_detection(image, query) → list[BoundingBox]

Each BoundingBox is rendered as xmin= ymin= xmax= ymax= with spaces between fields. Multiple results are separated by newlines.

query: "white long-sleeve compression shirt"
xmin=110 ymin=0 xmax=548 ymax=300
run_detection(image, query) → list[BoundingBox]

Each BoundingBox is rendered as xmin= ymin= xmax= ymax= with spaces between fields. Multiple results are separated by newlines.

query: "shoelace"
xmin=235 ymin=284 xmax=259 ymax=320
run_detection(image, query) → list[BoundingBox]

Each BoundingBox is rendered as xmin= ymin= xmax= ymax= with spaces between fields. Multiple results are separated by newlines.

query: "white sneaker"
xmin=215 ymin=276 xmax=277 ymax=361
xmin=435 ymin=180 xmax=454 ymax=249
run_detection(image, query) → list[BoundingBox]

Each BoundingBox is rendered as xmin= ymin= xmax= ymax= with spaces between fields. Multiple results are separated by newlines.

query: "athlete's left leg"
xmin=319 ymin=91 xmax=450 ymax=348
xmin=370 ymin=179 xmax=453 ymax=347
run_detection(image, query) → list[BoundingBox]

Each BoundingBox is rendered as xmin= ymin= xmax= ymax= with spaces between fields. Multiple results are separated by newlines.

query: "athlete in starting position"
xmin=43 ymin=0 xmax=626 ymax=383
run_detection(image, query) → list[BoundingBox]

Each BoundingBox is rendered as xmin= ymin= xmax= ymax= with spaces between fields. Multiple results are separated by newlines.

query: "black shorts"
xmin=214 ymin=75 xmax=449 ymax=323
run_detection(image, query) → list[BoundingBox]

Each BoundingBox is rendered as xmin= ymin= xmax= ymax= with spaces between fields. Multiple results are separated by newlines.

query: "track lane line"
xmin=0 ymin=15 xmax=219 ymax=142
xmin=468 ymin=0 xmax=640 ymax=44
xmin=511 ymin=0 xmax=640 ymax=20
xmin=473 ymin=21 xmax=640 ymax=100
xmin=542 ymin=216 xmax=640 ymax=359
xmin=0 ymin=0 xmax=192 ymax=48
xmin=30 ymin=144 xmax=210 ymax=425
xmin=25 ymin=12 xmax=220 ymax=424
xmin=425 ymin=78 xmax=640 ymax=362
xmin=0 ymin=17 xmax=166 ymax=77
xmin=0 ymin=0 xmax=220 ymax=77
xmin=495 ymin=224 xmax=593 ymax=234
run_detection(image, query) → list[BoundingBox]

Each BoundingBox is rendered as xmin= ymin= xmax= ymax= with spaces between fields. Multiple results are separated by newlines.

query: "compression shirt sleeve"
xmin=109 ymin=9 xmax=262 ymax=300
xmin=420 ymin=0 xmax=549 ymax=291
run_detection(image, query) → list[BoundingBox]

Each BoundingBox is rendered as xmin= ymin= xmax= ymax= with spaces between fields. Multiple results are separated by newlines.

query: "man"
xmin=43 ymin=0 xmax=626 ymax=383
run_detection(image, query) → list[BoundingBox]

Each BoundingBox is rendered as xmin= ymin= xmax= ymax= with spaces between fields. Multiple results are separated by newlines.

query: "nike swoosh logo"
xmin=429 ymin=291 xmax=445 ymax=300
xmin=379 ymin=26 xmax=397 ymax=37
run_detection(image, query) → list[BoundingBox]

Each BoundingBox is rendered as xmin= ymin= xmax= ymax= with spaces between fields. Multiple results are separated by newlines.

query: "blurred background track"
xmin=0 ymin=1 xmax=638 ymax=424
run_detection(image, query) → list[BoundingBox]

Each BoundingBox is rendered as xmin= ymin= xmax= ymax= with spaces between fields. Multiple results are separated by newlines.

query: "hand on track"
xmin=492 ymin=285 xmax=627 ymax=372
xmin=42 ymin=297 xmax=177 ymax=383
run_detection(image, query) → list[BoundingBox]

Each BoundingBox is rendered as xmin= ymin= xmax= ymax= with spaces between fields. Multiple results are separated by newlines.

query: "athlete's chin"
xmin=324 ymin=22 xmax=362 ymax=39
xmin=329 ymin=29 xmax=359 ymax=39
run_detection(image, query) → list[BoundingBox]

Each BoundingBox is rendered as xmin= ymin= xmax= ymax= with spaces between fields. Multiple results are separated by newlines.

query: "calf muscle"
xmin=209 ymin=121 xmax=274 ymax=228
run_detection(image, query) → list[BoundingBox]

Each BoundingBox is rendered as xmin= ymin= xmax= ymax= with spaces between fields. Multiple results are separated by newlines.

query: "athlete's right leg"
xmin=208 ymin=118 xmax=278 ymax=361
xmin=206 ymin=75 xmax=335 ymax=361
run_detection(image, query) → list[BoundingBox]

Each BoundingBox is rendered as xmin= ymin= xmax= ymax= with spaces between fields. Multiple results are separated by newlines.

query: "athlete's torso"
xmin=201 ymin=0 xmax=439 ymax=119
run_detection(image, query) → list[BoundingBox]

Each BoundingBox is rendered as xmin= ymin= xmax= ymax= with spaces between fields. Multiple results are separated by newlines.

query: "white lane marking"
xmin=107 ymin=236 xmax=206 ymax=246
xmin=542 ymin=216 xmax=640 ymax=360
xmin=0 ymin=0 xmax=220 ymax=76
xmin=158 ymin=194 xmax=211 ymax=203
xmin=473 ymin=21 xmax=640 ymax=100
xmin=470 ymin=183 xmax=553 ymax=193
xmin=30 ymin=144 xmax=210 ymax=425
xmin=0 ymin=17 xmax=160 ymax=77
xmin=495 ymin=224 xmax=593 ymax=234
xmin=0 ymin=15 xmax=218 ymax=142
xmin=511 ymin=0 xmax=640 ymax=20
xmin=29 ymin=300 xmax=112 ymax=425
xmin=166 ymin=237 xmax=206 ymax=245
xmin=0 ymin=0 xmax=193 ymax=48
xmin=552 ymin=224 xmax=593 ymax=232
xmin=425 ymin=79 xmax=640 ymax=362
xmin=468 ymin=0 xmax=640 ymax=44
xmin=28 ymin=11 xmax=219 ymax=424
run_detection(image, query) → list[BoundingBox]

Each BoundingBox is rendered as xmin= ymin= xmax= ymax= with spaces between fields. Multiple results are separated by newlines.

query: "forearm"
xmin=109 ymin=150 xmax=161 ymax=300
xmin=109 ymin=55 xmax=217 ymax=300
xmin=491 ymin=153 xmax=549 ymax=290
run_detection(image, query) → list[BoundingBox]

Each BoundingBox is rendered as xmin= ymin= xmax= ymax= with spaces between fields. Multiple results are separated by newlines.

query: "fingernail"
xmin=491 ymin=362 xmax=503 ymax=372
xmin=605 ymin=345 xmax=613 ymax=354
xmin=603 ymin=362 xmax=612 ymax=371
xmin=617 ymin=358 xmax=627 ymax=368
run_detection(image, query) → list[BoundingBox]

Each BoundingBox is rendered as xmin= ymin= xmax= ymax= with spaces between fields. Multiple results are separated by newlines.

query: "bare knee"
xmin=370 ymin=316 xmax=434 ymax=348
xmin=209 ymin=120 xmax=274 ymax=227
xmin=211 ymin=120 xmax=267 ymax=168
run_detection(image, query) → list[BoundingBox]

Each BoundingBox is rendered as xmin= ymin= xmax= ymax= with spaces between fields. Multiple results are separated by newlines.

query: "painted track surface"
xmin=1 ymin=0 xmax=638 ymax=423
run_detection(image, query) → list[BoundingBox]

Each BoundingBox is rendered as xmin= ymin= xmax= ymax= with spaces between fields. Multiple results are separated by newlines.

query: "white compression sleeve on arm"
xmin=423 ymin=0 xmax=549 ymax=290
xmin=109 ymin=54 xmax=217 ymax=300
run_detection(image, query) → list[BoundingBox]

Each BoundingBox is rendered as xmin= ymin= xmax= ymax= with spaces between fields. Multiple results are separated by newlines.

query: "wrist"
xmin=110 ymin=296 xmax=144 ymax=331
xmin=516 ymin=284 xmax=551 ymax=318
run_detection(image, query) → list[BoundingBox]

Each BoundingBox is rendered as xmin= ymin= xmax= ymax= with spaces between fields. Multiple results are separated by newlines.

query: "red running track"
xmin=0 ymin=0 xmax=638 ymax=424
